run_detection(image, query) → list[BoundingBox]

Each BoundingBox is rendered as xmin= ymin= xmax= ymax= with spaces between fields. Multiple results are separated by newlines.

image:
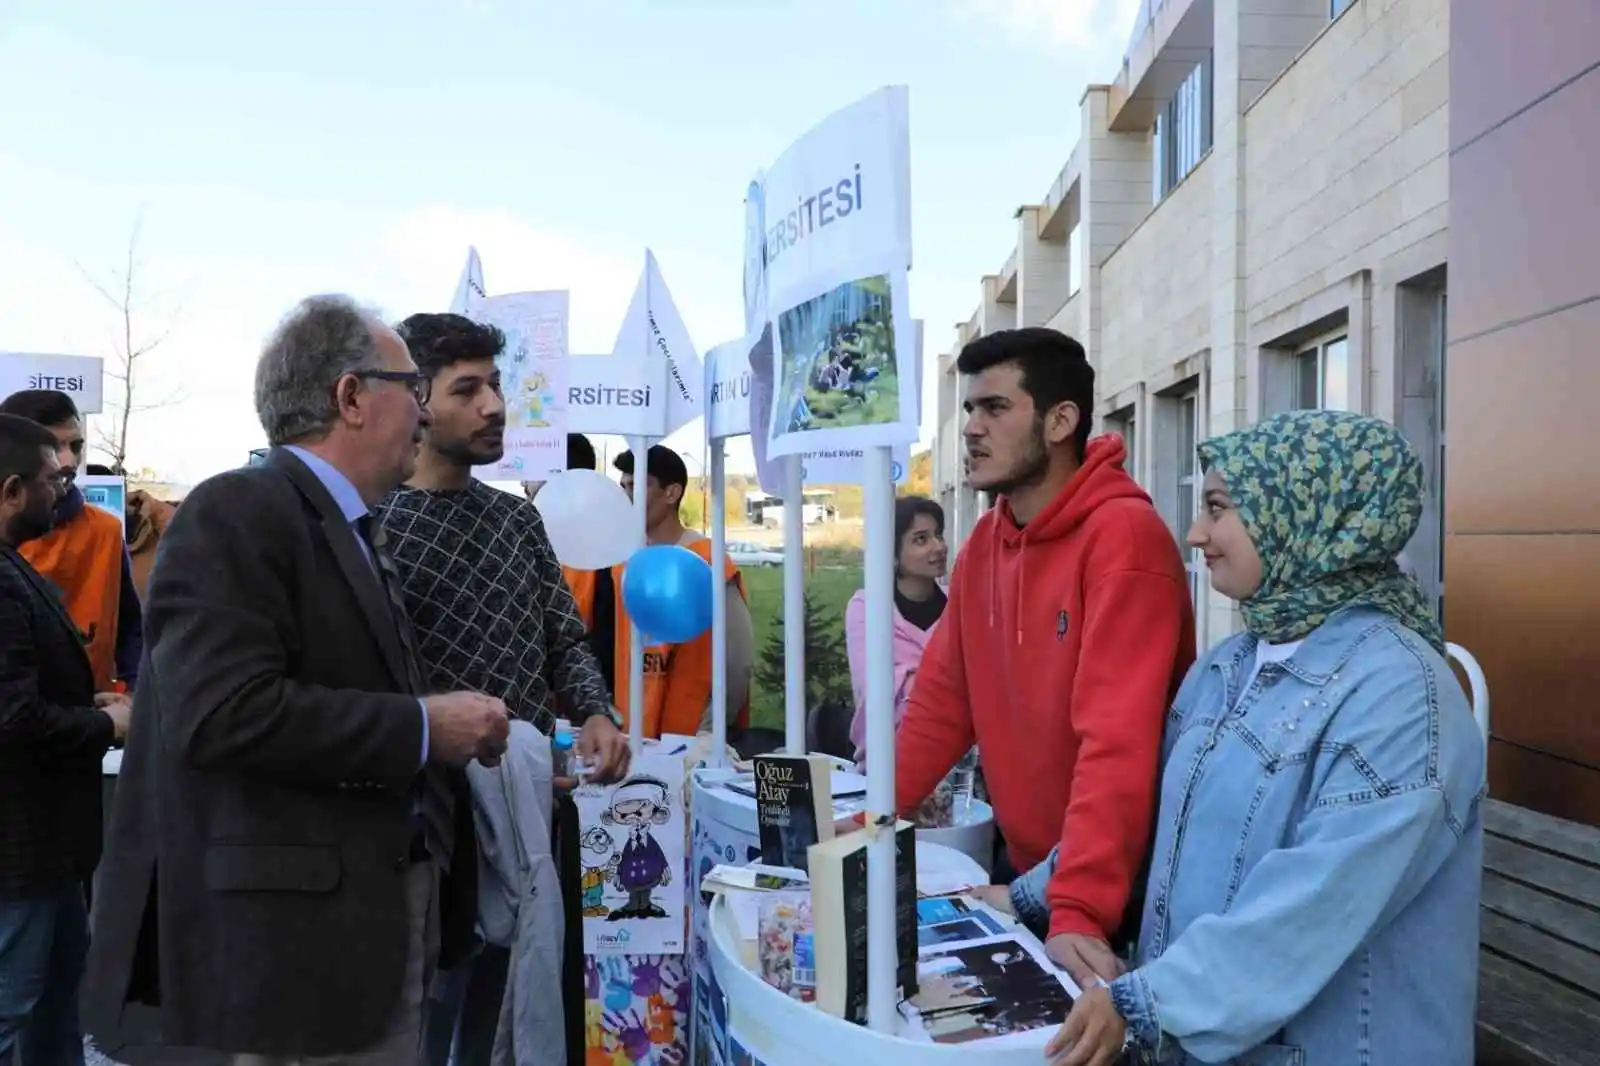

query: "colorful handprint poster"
xmin=585 ymin=954 xmax=693 ymax=1066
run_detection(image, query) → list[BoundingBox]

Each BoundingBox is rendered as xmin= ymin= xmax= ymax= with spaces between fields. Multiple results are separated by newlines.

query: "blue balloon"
xmin=620 ymin=545 xmax=715 ymax=644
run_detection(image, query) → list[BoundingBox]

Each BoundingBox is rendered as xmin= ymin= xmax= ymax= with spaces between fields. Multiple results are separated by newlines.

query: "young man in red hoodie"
xmin=895 ymin=327 xmax=1196 ymax=987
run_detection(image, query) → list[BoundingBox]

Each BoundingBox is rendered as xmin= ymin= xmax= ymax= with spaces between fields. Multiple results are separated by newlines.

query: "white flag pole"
xmin=709 ymin=435 xmax=730 ymax=767
xmin=627 ymin=253 xmax=653 ymax=756
xmin=629 ymin=431 xmax=650 ymax=757
xmin=862 ymin=443 xmax=898 ymax=1033
xmin=782 ymin=453 xmax=806 ymax=754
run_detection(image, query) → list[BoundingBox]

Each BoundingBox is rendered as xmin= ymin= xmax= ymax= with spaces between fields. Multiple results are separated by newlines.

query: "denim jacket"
xmin=1015 ymin=607 xmax=1485 ymax=1065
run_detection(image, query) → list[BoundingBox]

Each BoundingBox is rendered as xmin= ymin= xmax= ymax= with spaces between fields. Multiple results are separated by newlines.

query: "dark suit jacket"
xmin=0 ymin=544 xmax=113 ymax=898
xmin=85 ymin=448 xmax=477 ymax=1058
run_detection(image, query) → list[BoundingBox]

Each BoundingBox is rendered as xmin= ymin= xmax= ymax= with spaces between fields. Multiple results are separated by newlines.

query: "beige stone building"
xmin=932 ymin=0 xmax=1449 ymax=648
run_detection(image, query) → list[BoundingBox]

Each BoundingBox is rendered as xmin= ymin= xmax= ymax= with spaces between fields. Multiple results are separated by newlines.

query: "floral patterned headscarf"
xmin=1197 ymin=410 xmax=1443 ymax=653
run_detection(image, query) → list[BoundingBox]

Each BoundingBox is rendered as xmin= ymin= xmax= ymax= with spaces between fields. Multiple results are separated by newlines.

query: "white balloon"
xmin=532 ymin=469 xmax=641 ymax=571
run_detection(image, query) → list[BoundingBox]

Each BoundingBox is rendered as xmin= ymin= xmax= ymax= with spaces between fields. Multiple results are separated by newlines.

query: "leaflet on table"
xmin=701 ymin=862 xmax=810 ymax=895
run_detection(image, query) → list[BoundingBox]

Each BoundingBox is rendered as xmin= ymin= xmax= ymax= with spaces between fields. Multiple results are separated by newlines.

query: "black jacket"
xmin=0 ymin=543 xmax=114 ymax=898
xmin=84 ymin=448 xmax=477 ymax=1057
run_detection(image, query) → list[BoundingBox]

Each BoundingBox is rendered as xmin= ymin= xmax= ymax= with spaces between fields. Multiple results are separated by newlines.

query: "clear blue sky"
xmin=0 ymin=0 xmax=1137 ymax=484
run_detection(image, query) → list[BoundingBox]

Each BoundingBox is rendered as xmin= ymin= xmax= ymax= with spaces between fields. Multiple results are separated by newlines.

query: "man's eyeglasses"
xmin=353 ymin=369 xmax=431 ymax=406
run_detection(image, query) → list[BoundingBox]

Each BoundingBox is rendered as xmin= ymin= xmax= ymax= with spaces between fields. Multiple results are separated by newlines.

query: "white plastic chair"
xmin=1445 ymin=643 xmax=1491 ymax=775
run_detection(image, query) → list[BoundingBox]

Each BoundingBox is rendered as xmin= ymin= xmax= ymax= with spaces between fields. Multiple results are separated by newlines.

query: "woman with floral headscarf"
xmin=1039 ymin=411 xmax=1484 ymax=1066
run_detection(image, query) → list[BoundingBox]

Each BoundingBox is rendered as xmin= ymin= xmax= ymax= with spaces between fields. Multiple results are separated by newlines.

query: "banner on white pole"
xmin=754 ymin=87 xmax=916 ymax=461
xmin=565 ymin=354 xmax=667 ymax=437
xmin=471 ymin=291 xmax=569 ymax=481
xmin=0 ymin=353 xmax=105 ymax=414
xmin=738 ymin=86 xmax=917 ymax=485
xmin=705 ymin=335 xmax=756 ymax=441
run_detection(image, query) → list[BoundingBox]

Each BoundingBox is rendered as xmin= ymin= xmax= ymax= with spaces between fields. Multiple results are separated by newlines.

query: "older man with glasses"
xmin=86 ymin=295 xmax=517 ymax=1065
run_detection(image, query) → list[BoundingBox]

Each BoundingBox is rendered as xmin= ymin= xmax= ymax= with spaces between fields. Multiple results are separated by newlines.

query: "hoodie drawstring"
xmin=990 ymin=534 xmax=1027 ymax=645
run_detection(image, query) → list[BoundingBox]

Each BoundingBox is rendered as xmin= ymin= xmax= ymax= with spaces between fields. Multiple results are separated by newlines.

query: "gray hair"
xmin=255 ymin=294 xmax=385 ymax=445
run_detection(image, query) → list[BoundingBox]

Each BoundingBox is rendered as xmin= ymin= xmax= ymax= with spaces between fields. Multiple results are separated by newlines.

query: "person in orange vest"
xmin=0 ymin=391 xmax=142 ymax=695
xmin=561 ymin=443 xmax=754 ymax=740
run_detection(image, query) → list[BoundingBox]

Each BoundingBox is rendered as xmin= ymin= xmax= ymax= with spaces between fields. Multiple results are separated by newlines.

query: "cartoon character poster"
xmin=577 ymin=756 xmax=688 ymax=956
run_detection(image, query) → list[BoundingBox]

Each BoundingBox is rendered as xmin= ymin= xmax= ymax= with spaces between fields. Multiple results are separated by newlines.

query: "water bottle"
xmin=951 ymin=747 xmax=979 ymax=823
xmin=552 ymin=730 xmax=576 ymax=781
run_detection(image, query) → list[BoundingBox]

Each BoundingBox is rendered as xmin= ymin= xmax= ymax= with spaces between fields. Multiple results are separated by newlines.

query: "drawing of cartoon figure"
xmin=602 ymin=776 xmax=674 ymax=920
xmin=581 ymin=826 xmax=621 ymax=918
xmin=521 ymin=371 xmax=551 ymax=426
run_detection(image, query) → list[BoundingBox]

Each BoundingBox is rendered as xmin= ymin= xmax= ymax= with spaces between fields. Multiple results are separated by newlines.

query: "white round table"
xmin=694 ymin=766 xmax=997 ymax=873
xmin=707 ymin=842 xmax=1063 ymax=1065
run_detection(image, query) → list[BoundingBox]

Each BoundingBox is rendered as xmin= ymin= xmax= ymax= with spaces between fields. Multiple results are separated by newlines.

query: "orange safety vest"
xmin=565 ymin=538 xmax=750 ymax=739
xmin=20 ymin=502 xmax=125 ymax=691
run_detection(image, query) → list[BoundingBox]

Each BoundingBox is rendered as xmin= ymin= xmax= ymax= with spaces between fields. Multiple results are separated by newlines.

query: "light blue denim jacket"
xmin=1013 ymin=607 xmax=1485 ymax=1065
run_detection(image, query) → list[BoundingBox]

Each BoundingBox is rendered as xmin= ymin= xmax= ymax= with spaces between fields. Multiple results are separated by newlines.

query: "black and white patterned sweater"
xmin=376 ymin=480 xmax=611 ymax=733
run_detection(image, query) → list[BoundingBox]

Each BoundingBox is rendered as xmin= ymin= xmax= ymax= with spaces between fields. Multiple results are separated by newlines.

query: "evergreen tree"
xmin=754 ymin=591 xmax=853 ymax=714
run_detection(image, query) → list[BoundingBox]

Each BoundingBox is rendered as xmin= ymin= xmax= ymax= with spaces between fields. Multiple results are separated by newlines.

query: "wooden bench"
xmin=1477 ymin=798 xmax=1600 ymax=1065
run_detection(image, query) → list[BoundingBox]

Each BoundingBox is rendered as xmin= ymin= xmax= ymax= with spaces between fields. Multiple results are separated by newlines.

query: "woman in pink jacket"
xmin=844 ymin=495 xmax=948 ymax=769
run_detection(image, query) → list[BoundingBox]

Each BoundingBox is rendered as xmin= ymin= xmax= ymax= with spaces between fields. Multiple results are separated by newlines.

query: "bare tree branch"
xmin=74 ymin=209 xmax=182 ymax=472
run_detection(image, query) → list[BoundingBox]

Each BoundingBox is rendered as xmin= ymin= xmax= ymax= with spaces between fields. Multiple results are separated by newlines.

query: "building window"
xmin=1435 ymin=291 xmax=1447 ymax=612
xmin=1293 ymin=334 xmax=1349 ymax=410
xmin=1106 ymin=405 xmax=1138 ymax=483
xmin=1153 ymin=53 xmax=1213 ymax=202
xmin=1331 ymin=0 xmax=1356 ymax=17
xmin=1067 ymin=224 xmax=1082 ymax=297
xmin=1174 ymin=390 xmax=1204 ymax=610
xmin=1395 ymin=272 xmax=1449 ymax=614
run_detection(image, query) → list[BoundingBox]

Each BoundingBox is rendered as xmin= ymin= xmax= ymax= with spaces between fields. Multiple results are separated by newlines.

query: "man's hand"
xmin=579 ymin=715 xmax=631 ymax=783
xmin=424 ymin=692 xmax=511 ymax=767
xmin=969 ymin=884 xmax=1015 ymax=916
xmin=95 ymin=692 xmax=132 ymax=744
xmin=1044 ymin=983 xmax=1127 ymax=1066
xmin=1046 ymin=933 xmax=1124 ymax=990
xmin=832 ymin=814 xmax=866 ymax=838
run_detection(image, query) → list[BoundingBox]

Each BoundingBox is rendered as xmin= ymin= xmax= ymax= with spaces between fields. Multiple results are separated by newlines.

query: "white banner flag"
xmin=610 ymin=251 xmax=704 ymax=437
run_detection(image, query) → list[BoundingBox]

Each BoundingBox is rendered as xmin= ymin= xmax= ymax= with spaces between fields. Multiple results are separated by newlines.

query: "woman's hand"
xmin=1043 ymin=984 xmax=1126 ymax=1066
xmin=1046 ymin=933 xmax=1125 ymax=988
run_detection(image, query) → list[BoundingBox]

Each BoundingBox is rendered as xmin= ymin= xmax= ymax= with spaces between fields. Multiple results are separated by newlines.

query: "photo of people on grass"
xmin=773 ymin=273 xmax=901 ymax=435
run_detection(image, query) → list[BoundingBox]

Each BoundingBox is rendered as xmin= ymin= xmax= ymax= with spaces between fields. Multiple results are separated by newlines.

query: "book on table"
xmin=753 ymin=753 xmax=835 ymax=871
xmin=807 ymin=819 xmax=918 ymax=1024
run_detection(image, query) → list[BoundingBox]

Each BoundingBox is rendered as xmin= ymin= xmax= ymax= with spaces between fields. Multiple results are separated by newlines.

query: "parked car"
xmin=727 ymin=541 xmax=783 ymax=567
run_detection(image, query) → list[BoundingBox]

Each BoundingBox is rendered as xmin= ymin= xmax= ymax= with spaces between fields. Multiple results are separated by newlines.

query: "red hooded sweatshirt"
xmin=895 ymin=435 xmax=1195 ymax=941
